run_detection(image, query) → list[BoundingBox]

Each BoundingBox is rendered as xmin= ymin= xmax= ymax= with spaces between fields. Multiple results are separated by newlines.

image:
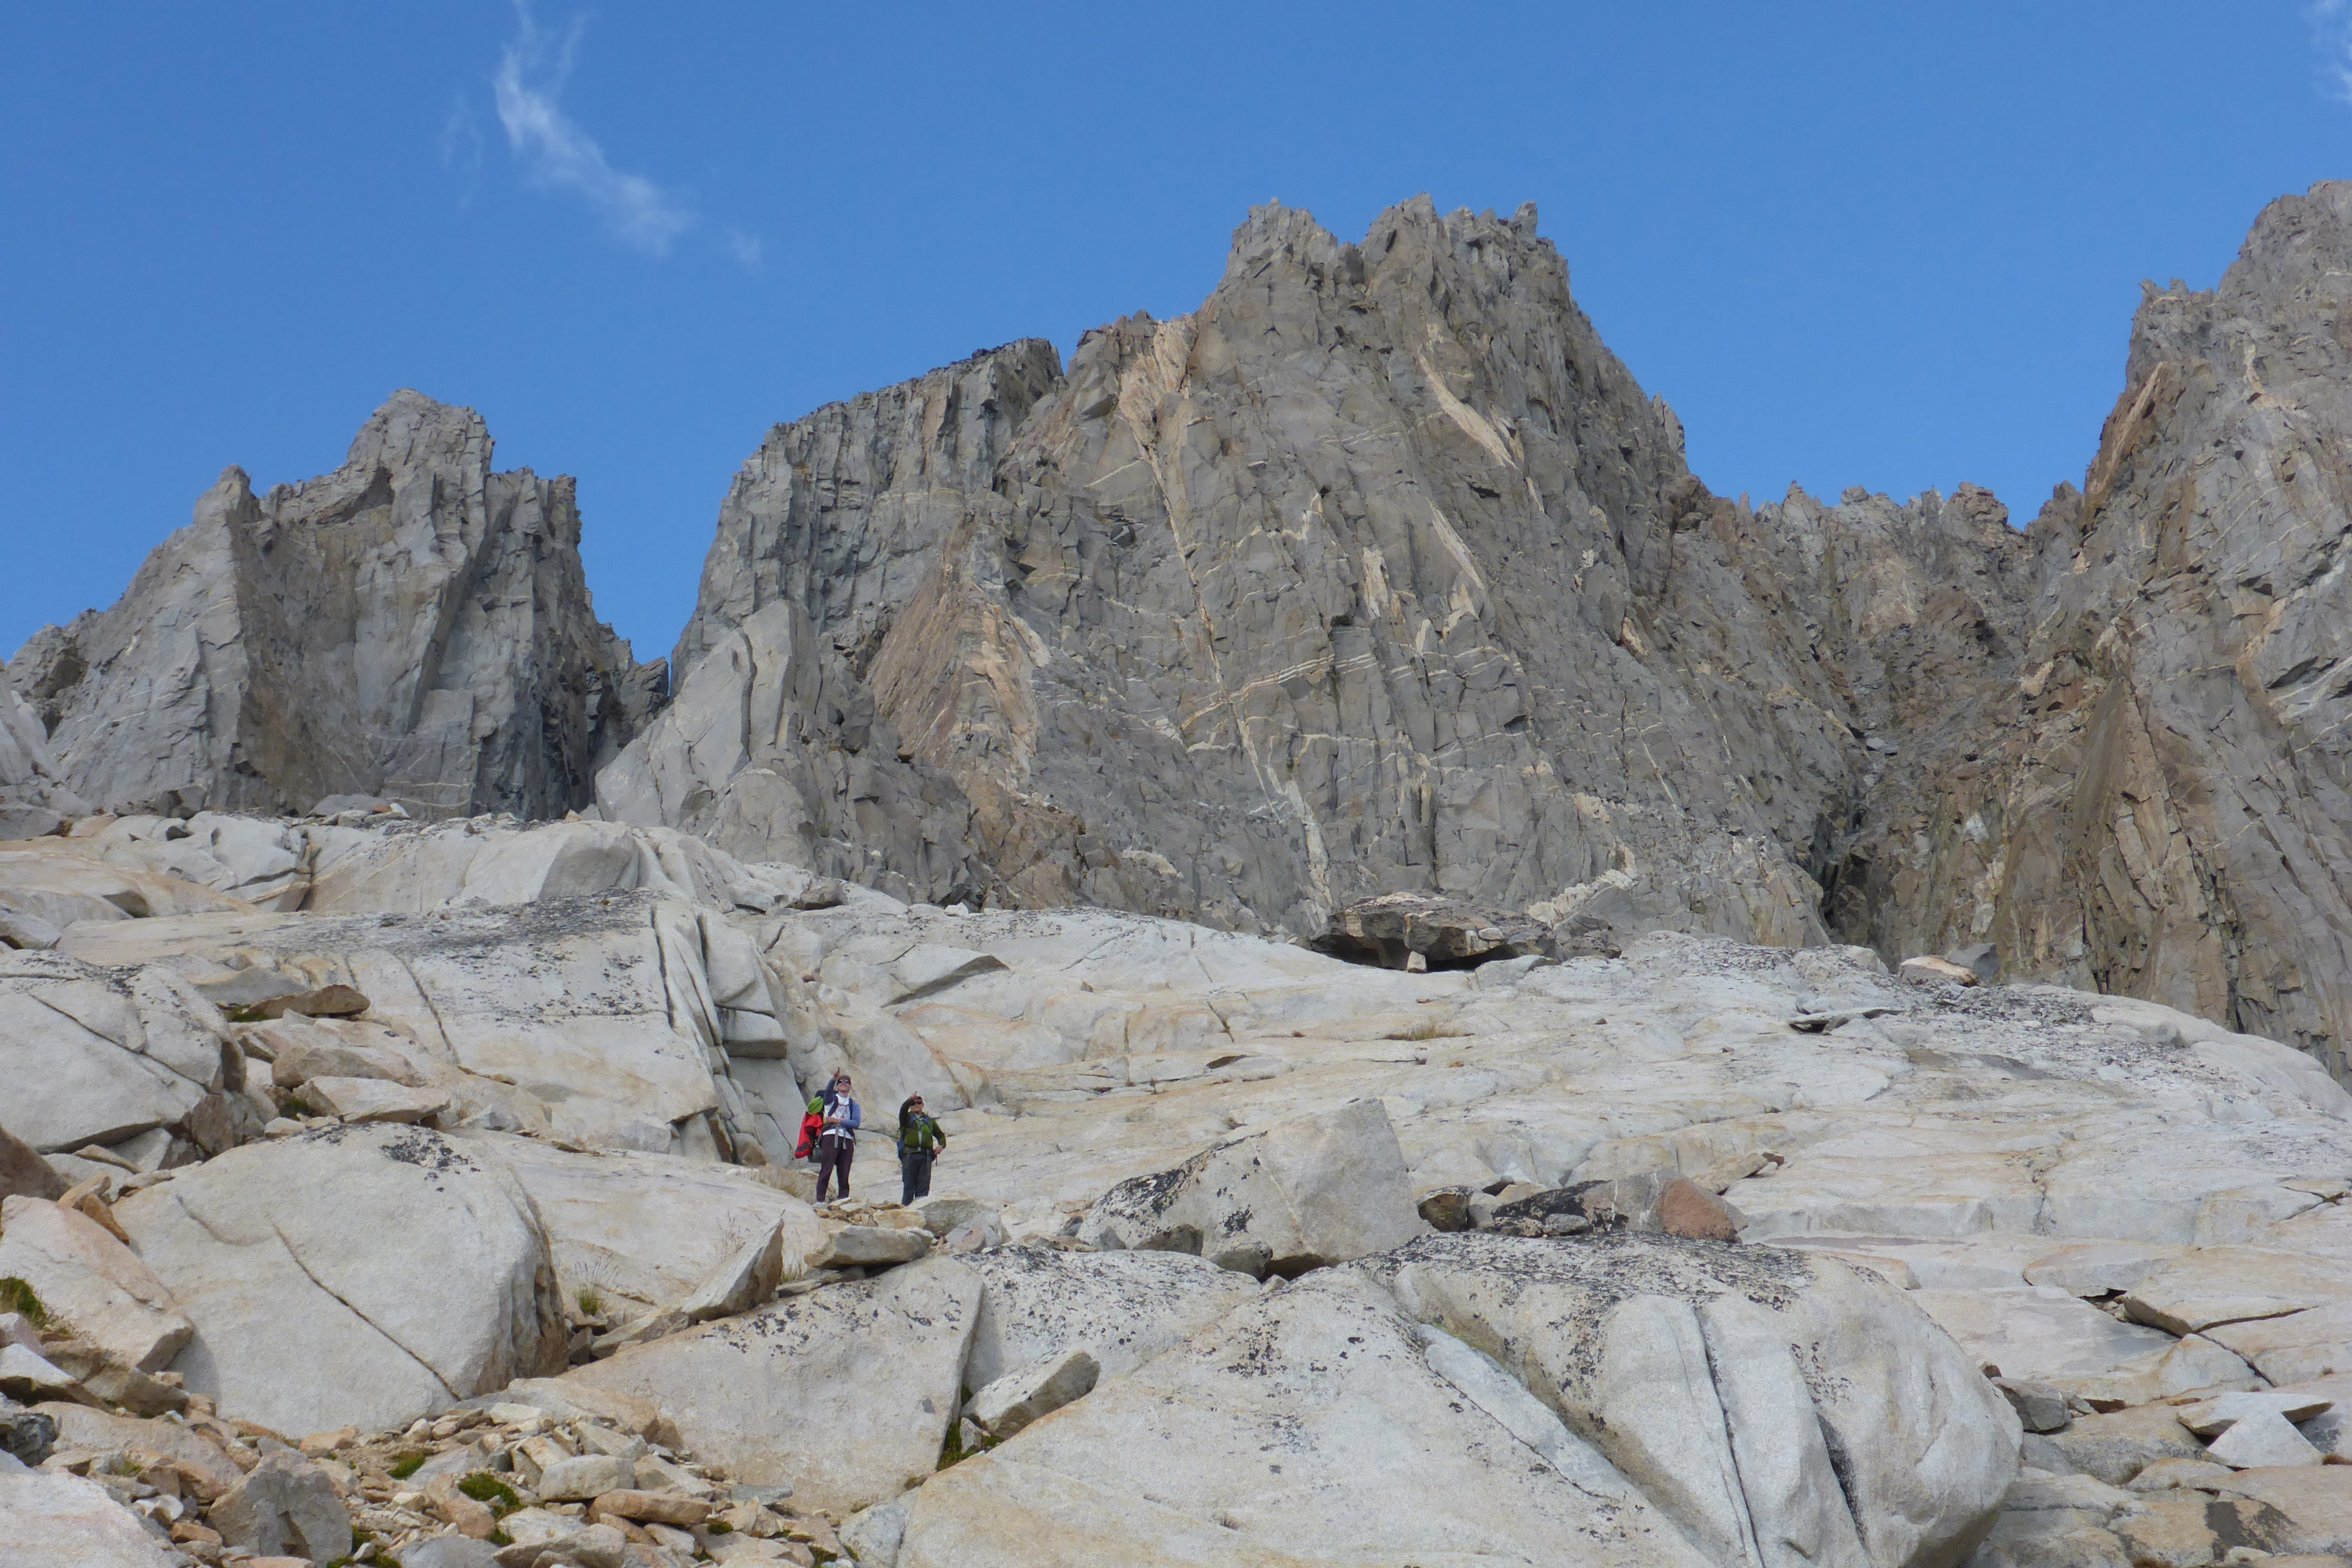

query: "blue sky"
xmin=3 ymin=4 xmax=2346 ymax=665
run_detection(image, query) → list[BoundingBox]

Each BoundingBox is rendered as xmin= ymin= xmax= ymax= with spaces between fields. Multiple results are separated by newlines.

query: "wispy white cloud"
xmin=2309 ymin=1 xmax=2352 ymax=102
xmin=722 ymin=229 xmax=764 ymax=271
xmin=492 ymin=4 xmax=695 ymax=256
xmin=439 ymin=94 xmax=484 ymax=205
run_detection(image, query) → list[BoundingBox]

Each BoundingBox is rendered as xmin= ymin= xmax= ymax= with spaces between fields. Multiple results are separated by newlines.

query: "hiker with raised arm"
xmin=897 ymin=1092 xmax=947 ymax=1204
xmin=811 ymin=1071 xmax=860 ymax=1202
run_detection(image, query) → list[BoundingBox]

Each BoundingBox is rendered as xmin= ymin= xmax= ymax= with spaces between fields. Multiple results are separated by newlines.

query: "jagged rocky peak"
xmin=7 ymin=389 xmax=663 ymax=821
xmin=654 ymin=193 xmax=2021 ymax=948
xmin=1863 ymin=180 xmax=2352 ymax=1072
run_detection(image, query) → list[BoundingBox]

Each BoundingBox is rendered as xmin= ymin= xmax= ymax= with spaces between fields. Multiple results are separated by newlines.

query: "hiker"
xmin=897 ymin=1093 xmax=947 ymax=1204
xmin=810 ymin=1071 xmax=860 ymax=1202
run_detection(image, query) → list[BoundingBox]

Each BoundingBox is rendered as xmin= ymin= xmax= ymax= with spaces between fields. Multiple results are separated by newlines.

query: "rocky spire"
xmin=7 ymin=390 xmax=663 ymax=820
xmin=1846 ymin=181 xmax=2352 ymax=1072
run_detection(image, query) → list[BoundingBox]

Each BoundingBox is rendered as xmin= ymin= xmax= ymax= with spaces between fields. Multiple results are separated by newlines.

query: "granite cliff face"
xmin=9 ymin=391 xmax=662 ymax=820
xmin=672 ymin=199 xmax=1946 ymax=944
xmin=1849 ymin=183 xmax=2352 ymax=1075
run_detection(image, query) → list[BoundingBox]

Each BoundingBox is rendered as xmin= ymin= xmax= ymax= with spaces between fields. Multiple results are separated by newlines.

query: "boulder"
xmin=116 ymin=1123 xmax=568 ymax=1435
xmin=400 ymin=1538 xmax=505 ymax=1568
xmin=559 ymin=1255 xmax=981 ymax=1513
xmin=1368 ymin=1232 xmax=2020 ymax=1568
xmin=1416 ymin=1187 xmax=1475 ymax=1233
xmin=0 ymin=1123 xmax=64 ymax=1200
xmin=676 ymin=1223 xmax=790 ymax=1323
xmin=462 ymin=1133 xmax=823 ymax=1316
xmin=1 ymin=1401 xmax=55 ymax=1465
xmin=0 ymin=1344 xmax=74 ymax=1401
xmin=0 ymin=1195 xmax=191 ymax=1371
xmin=586 ymin=1488 xmax=709 ymax=1527
xmin=536 ymin=1452 xmax=634 ymax=1501
xmin=2207 ymin=1410 xmax=2325 ymax=1469
xmin=1656 ymin=1176 xmax=1738 ymax=1241
xmin=1898 ymin=955 xmax=1980 ymax=986
xmin=0 ymin=953 xmax=234 ymax=1153
xmin=36 ymin=1404 xmax=244 ymax=1497
xmin=1080 ymin=1098 xmax=1424 ymax=1276
xmin=2036 ymin=1407 xmax=2208 ymax=1486
xmin=2120 ymin=1247 xmax=2346 ymax=1337
xmin=298 ymin=1076 xmax=449 ymax=1124
xmin=0 ymin=1457 xmax=179 ymax=1568
xmin=889 ymin=1269 xmax=1717 ymax=1568
xmin=184 ymin=962 xmax=308 ymax=1011
xmin=1946 ymin=944 xmax=2001 ymax=985
xmin=207 ymin=1447 xmax=354 ymax=1562
xmin=1310 ymin=892 xmax=1554 ymax=969
xmin=956 ymin=1246 xmax=1260 ymax=1394
xmin=1908 ymin=1286 xmax=2255 ymax=1406
xmin=1993 ymin=1378 xmax=2072 ymax=1434
xmin=913 ymin=1196 xmax=997 ymax=1238
xmin=0 ymin=807 xmax=61 ymax=843
xmin=2175 ymin=1389 xmax=2336 ymax=1436
xmin=253 ymin=984 xmax=371 ymax=1020
xmin=967 ymin=1348 xmax=1098 ymax=1438
xmin=2114 ymin=1493 xmax=2295 ymax=1566
xmin=816 ymin=1224 xmax=932 ymax=1269
xmin=254 ymin=1017 xmax=425 ymax=1087
xmin=38 ymin=1338 xmax=187 ymax=1415
xmin=2203 ymin=1467 xmax=2352 ymax=1556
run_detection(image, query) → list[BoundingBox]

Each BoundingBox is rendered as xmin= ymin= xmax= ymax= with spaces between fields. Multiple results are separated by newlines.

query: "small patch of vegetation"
xmin=488 ymin=1529 xmax=511 ymax=1548
xmin=224 ymin=1004 xmax=268 ymax=1023
xmin=0 ymin=1277 xmax=50 ymax=1329
xmin=387 ymin=1452 xmax=425 ymax=1480
xmin=282 ymin=1096 xmax=316 ymax=1118
xmin=459 ymin=1472 xmax=522 ymax=1514
xmin=810 ymin=1552 xmax=839 ymax=1566
xmin=705 ymin=1520 xmax=734 ymax=1534
xmin=1381 ymin=1017 xmax=1468 ymax=1042
xmin=937 ymin=1423 xmax=999 ymax=1472
xmin=576 ymin=1286 xmax=603 ymax=1318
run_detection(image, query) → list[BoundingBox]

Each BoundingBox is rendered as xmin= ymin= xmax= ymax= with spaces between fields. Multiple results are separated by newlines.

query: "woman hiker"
xmin=811 ymin=1071 xmax=861 ymax=1203
xmin=897 ymin=1093 xmax=947 ymax=1204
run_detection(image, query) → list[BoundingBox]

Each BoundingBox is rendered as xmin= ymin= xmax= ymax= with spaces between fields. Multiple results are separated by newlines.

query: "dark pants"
xmin=900 ymin=1148 xmax=934 ymax=1205
xmin=816 ymin=1136 xmax=854 ymax=1202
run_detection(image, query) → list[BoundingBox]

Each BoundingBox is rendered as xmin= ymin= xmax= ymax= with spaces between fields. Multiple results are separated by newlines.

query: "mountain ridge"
xmin=17 ymin=183 xmax=2352 ymax=1073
